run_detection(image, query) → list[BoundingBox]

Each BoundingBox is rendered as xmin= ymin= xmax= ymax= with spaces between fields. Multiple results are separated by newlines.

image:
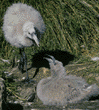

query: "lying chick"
xmin=37 ymin=55 xmax=99 ymax=106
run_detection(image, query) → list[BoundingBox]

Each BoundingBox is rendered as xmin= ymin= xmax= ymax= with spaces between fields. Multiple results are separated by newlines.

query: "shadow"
xmin=31 ymin=49 xmax=75 ymax=69
xmin=89 ymin=94 xmax=99 ymax=101
xmin=33 ymin=68 xmax=39 ymax=78
xmin=2 ymin=102 xmax=23 ymax=110
xmin=27 ymin=49 xmax=75 ymax=78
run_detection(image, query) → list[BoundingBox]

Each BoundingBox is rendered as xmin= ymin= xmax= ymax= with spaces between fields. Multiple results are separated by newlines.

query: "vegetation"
xmin=0 ymin=0 xmax=99 ymax=58
xmin=0 ymin=0 xmax=99 ymax=103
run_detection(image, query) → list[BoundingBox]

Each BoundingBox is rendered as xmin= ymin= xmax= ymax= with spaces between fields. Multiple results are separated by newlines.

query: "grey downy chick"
xmin=37 ymin=55 xmax=99 ymax=106
xmin=2 ymin=3 xmax=46 ymax=82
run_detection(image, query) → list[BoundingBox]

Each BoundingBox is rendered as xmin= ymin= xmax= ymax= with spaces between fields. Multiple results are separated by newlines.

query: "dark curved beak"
xmin=44 ymin=54 xmax=56 ymax=65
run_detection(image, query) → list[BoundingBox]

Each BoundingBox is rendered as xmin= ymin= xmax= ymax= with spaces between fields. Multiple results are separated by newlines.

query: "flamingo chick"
xmin=37 ymin=55 xmax=99 ymax=105
xmin=2 ymin=3 xmax=46 ymax=82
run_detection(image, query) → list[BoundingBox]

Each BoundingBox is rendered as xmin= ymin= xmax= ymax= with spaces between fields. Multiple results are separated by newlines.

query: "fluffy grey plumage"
xmin=37 ymin=55 xmax=99 ymax=106
xmin=2 ymin=3 xmax=45 ymax=48
xmin=2 ymin=3 xmax=45 ymax=81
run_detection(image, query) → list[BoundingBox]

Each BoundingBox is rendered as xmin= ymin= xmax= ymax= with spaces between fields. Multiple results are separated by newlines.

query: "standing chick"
xmin=37 ymin=55 xmax=99 ymax=106
xmin=2 ymin=3 xmax=46 ymax=82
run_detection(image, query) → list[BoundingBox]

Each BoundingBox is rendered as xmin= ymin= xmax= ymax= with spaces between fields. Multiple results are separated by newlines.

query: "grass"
xmin=0 ymin=0 xmax=99 ymax=104
xmin=0 ymin=0 xmax=99 ymax=58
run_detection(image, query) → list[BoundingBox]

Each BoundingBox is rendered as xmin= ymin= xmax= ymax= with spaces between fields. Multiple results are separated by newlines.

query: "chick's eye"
xmin=28 ymin=32 xmax=31 ymax=34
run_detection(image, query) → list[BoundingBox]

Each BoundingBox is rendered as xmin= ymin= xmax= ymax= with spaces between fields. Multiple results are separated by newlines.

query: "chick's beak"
xmin=43 ymin=57 xmax=53 ymax=63
xmin=27 ymin=28 xmax=39 ymax=47
xmin=32 ymin=34 xmax=39 ymax=47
